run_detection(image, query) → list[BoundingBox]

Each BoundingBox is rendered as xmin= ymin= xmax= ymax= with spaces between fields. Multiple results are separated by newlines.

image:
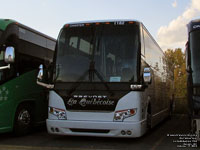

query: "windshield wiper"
xmin=67 ymin=60 xmax=114 ymax=96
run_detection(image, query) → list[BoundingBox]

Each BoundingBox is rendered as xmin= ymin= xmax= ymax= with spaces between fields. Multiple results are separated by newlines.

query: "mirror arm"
xmin=0 ymin=64 xmax=10 ymax=70
xmin=36 ymin=80 xmax=54 ymax=89
xmin=186 ymin=66 xmax=192 ymax=73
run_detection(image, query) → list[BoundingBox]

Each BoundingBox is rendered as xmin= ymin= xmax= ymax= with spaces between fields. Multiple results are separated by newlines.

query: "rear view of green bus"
xmin=0 ymin=19 xmax=56 ymax=135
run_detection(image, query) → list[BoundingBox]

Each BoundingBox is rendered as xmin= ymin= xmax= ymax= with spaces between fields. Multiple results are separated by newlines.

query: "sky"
xmin=0 ymin=0 xmax=200 ymax=51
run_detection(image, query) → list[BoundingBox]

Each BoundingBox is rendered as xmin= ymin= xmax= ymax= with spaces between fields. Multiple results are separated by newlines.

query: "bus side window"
xmin=18 ymin=55 xmax=41 ymax=74
xmin=140 ymin=26 xmax=145 ymax=56
xmin=0 ymin=51 xmax=4 ymax=81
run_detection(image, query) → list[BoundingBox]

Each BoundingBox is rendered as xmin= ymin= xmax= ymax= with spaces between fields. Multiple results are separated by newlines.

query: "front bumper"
xmin=46 ymin=119 xmax=147 ymax=138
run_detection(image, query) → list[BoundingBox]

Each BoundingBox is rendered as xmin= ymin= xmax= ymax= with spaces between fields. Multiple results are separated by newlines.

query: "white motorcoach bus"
xmin=37 ymin=20 xmax=173 ymax=137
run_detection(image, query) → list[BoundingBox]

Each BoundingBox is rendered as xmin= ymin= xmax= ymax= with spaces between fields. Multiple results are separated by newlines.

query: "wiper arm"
xmin=89 ymin=61 xmax=114 ymax=96
xmin=67 ymin=69 xmax=89 ymax=96
xmin=67 ymin=61 xmax=114 ymax=97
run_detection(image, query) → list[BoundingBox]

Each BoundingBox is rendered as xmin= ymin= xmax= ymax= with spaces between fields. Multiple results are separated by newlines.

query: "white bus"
xmin=38 ymin=20 xmax=173 ymax=137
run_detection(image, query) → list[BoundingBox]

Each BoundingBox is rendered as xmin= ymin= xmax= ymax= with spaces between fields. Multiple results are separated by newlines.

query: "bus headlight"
xmin=114 ymin=108 xmax=137 ymax=122
xmin=49 ymin=107 xmax=67 ymax=120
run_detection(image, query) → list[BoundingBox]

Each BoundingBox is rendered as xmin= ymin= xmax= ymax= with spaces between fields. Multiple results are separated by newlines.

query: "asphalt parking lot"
xmin=0 ymin=114 xmax=198 ymax=150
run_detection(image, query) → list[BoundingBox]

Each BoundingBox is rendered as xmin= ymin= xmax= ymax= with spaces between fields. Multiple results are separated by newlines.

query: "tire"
xmin=13 ymin=104 xmax=33 ymax=136
xmin=191 ymin=120 xmax=197 ymax=134
xmin=169 ymin=100 xmax=174 ymax=119
xmin=147 ymin=104 xmax=152 ymax=129
xmin=147 ymin=112 xmax=152 ymax=129
xmin=168 ymin=107 xmax=172 ymax=120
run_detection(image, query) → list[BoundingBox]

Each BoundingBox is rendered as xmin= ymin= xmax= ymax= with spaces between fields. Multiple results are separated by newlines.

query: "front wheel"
xmin=147 ymin=113 xmax=152 ymax=129
xmin=191 ymin=119 xmax=197 ymax=134
xmin=146 ymin=104 xmax=152 ymax=130
xmin=13 ymin=104 xmax=33 ymax=136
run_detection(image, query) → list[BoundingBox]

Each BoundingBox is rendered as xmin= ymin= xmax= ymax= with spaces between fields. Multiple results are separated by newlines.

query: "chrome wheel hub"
xmin=18 ymin=109 xmax=31 ymax=125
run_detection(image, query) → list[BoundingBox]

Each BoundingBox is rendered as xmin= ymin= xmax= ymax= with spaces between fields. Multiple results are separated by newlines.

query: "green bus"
xmin=0 ymin=19 xmax=56 ymax=135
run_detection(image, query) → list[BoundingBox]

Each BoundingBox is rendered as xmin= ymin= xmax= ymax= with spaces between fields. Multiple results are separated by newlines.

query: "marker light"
xmin=129 ymin=21 xmax=134 ymax=24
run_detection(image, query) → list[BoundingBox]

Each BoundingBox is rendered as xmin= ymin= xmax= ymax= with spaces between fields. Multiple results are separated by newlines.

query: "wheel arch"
xmin=12 ymin=100 xmax=36 ymax=129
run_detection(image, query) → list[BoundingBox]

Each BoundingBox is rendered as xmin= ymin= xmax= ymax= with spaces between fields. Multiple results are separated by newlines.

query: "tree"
xmin=164 ymin=48 xmax=187 ymax=98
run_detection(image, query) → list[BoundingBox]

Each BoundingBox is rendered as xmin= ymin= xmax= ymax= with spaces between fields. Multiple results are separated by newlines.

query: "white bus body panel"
xmin=47 ymin=90 xmax=148 ymax=137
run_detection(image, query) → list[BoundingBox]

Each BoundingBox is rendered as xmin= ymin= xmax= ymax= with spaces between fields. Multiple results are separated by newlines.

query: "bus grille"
xmin=70 ymin=128 xmax=110 ymax=134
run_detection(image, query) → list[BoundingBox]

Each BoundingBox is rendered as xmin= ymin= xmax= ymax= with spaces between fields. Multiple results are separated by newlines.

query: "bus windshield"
xmin=56 ymin=23 xmax=139 ymax=83
xmin=190 ymin=30 xmax=200 ymax=85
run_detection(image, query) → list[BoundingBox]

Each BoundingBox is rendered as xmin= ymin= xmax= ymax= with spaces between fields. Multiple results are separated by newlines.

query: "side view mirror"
xmin=37 ymin=64 xmax=44 ymax=81
xmin=37 ymin=64 xmax=54 ymax=89
xmin=0 ymin=46 xmax=15 ymax=70
xmin=143 ymin=67 xmax=151 ymax=84
xmin=186 ymin=66 xmax=192 ymax=73
xmin=5 ymin=46 xmax=15 ymax=63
